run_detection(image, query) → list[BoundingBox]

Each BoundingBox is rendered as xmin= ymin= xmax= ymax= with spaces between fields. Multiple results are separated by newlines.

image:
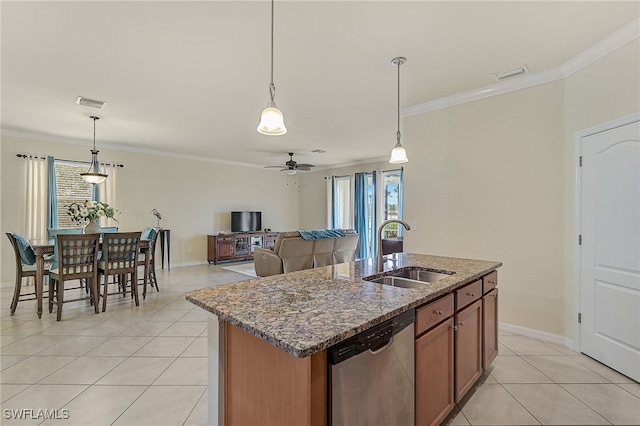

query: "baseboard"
xmin=499 ymin=321 xmax=575 ymax=351
xmin=0 ymin=281 xmax=19 ymax=289
xmin=159 ymin=260 xmax=209 ymax=269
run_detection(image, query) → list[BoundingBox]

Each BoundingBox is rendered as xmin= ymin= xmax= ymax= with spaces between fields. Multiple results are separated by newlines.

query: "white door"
xmin=580 ymin=119 xmax=640 ymax=382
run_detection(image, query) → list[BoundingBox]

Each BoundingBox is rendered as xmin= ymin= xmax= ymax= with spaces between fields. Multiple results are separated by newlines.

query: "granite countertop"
xmin=186 ymin=253 xmax=501 ymax=358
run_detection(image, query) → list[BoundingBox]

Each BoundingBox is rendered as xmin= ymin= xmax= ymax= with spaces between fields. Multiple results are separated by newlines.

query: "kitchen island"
xmin=186 ymin=253 xmax=501 ymax=426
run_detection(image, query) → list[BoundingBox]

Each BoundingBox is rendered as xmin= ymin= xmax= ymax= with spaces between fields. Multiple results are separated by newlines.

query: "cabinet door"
xmin=483 ymin=288 xmax=498 ymax=368
xmin=235 ymin=236 xmax=250 ymax=257
xmin=218 ymin=239 xmax=234 ymax=260
xmin=416 ymin=318 xmax=455 ymax=426
xmin=454 ymin=299 xmax=483 ymax=403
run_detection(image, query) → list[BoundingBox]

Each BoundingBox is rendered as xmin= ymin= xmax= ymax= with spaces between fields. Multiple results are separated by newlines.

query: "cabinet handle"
xmin=452 ymin=325 xmax=458 ymax=331
xmin=458 ymin=321 xmax=464 ymax=326
xmin=468 ymin=292 xmax=475 ymax=297
xmin=492 ymin=294 xmax=497 ymax=298
xmin=436 ymin=310 xmax=443 ymax=315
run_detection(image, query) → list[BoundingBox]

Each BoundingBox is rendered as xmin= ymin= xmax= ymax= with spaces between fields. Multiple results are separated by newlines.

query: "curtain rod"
xmin=16 ymin=154 xmax=124 ymax=168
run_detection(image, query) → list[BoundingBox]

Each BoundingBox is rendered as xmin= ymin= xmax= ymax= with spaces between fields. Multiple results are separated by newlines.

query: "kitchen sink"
xmin=367 ymin=276 xmax=430 ymax=289
xmin=388 ymin=269 xmax=453 ymax=283
xmin=364 ymin=268 xmax=455 ymax=289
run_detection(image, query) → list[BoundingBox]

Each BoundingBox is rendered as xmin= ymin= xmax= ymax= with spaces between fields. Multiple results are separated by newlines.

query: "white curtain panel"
xmin=25 ymin=155 xmax=47 ymax=240
xmin=97 ymin=164 xmax=119 ymax=227
xmin=326 ymin=176 xmax=333 ymax=229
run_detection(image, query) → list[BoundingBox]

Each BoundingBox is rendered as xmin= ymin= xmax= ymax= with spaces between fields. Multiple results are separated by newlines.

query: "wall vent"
xmin=76 ymin=96 xmax=107 ymax=109
xmin=492 ymin=65 xmax=529 ymax=81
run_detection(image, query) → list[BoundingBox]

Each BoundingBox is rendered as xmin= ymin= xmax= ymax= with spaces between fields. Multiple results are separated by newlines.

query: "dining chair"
xmin=47 ymin=227 xmax=83 ymax=239
xmin=137 ymin=227 xmax=160 ymax=297
xmin=98 ymin=232 xmax=141 ymax=312
xmin=5 ymin=232 xmax=52 ymax=315
xmin=48 ymin=233 xmax=100 ymax=321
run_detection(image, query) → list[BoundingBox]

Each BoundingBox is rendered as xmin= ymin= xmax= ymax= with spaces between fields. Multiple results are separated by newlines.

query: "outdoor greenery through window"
xmin=382 ymin=170 xmax=403 ymax=239
xmin=55 ymin=161 xmax=93 ymax=228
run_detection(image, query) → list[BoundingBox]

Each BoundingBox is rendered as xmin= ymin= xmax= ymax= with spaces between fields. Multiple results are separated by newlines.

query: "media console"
xmin=207 ymin=232 xmax=278 ymax=264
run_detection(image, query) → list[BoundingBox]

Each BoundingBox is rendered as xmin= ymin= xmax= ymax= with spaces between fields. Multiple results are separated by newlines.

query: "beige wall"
xmin=1 ymin=136 xmax=300 ymax=283
xmin=402 ymin=81 xmax=567 ymax=336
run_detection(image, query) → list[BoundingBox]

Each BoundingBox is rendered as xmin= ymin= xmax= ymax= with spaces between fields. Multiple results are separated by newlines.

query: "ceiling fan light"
xmin=389 ymin=141 xmax=409 ymax=164
xmin=257 ymin=105 xmax=287 ymax=135
xmin=285 ymin=169 xmax=297 ymax=175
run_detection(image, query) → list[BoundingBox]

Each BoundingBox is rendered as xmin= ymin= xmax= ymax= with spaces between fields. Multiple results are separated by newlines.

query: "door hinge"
xmin=579 ymin=156 xmax=582 ymax=167
xmin=578 ymin=313 xmax=582 ymax=324
xmin=579 ymin=235 xmax=582 ymax=245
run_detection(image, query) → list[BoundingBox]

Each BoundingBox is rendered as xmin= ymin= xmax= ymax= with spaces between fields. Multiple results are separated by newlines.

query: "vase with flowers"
xmin=67 ymin=200 xmax=120 ymax=234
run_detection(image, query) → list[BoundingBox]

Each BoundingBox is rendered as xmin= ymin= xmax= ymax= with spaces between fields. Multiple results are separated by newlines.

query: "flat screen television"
xmin=231 ymin=211 xmax=262 ymax=233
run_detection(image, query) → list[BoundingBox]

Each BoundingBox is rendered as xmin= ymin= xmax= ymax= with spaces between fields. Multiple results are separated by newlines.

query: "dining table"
xmin=30 ymin=237 xmax=151 ymax=319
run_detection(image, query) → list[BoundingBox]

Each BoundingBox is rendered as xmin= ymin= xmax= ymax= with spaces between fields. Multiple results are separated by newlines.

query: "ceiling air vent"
xmin=76 ymin=96 xmax=107 ymax=109
xmin=492 ymin=65 xmax=529 ymax=81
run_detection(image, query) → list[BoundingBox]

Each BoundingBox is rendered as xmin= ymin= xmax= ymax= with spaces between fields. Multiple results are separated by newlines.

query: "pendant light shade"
xmin=389 ymin=57 xmax=408 ymax=164
xmin=257 ymin=0 xmax=287 ymax=136
xmin=80 ymin=116 xmax=108 ymax=184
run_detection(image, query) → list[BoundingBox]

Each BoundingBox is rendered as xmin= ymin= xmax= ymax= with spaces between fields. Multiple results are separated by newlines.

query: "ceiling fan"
xmin=265 ymin=152 xmax=316 ymax=175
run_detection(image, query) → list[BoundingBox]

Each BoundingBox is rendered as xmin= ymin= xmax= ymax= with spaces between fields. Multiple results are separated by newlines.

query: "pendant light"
xmin=257 ymin=0 xmax=287 ymax=135
xmin=389 ymin=57 xmax=409 ymax=164
xmin=80 ymin=116 xmax=108 ymax=184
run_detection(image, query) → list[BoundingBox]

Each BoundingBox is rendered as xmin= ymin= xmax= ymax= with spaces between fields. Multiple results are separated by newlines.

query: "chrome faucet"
xmin=377 ymin=219 xmax=411 ymax=269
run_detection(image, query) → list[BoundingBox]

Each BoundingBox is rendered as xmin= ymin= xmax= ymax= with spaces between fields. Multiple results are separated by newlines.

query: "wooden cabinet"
xmin=214 ymin=236 xmax=235 ymax=261
xmin=415 ymin=272 xmax=498 ymax=424
xmin=482 ymin=271 xmax=499 ymax=368
xmin=207 ymin=232 xmax=278 ymax=264
xmin=416 ymin=317 xmax=455 ymax=426
xmin=454 ymin=299 xmax=483 ymax=403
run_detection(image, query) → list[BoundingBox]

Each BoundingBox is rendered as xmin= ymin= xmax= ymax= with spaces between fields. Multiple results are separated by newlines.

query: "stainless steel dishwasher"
xmin=329 ymin=309 xmax=415 ymax=426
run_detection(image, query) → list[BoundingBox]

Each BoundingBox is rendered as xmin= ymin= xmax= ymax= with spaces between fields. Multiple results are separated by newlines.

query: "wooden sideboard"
xmin=208 ymin=232 xmax=278 ymax=264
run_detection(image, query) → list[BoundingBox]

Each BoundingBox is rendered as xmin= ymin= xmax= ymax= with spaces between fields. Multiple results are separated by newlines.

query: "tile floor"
xmin=1 ymin=264 xmax=639 ymax=426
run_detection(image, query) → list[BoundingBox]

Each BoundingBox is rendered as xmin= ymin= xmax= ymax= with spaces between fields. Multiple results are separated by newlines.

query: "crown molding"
xmin=403 ymin=18 xmax=640 ymax=118
xmin=1 ymin=130 xmax=266 ymax=169
xmin=560 ymin=18 xmax=639 ymax=77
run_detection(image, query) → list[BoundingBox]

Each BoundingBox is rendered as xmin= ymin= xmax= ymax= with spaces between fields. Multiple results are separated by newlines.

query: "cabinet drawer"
xmin=483 ymin=271 xmax=498 ymax=294
xmin=218 ymin=236 xmax=234 ymax=243
xmin=455 ymin=280 xmax=482 ymax=310
xmin=416 ymin=293 xmax=454 ymax=336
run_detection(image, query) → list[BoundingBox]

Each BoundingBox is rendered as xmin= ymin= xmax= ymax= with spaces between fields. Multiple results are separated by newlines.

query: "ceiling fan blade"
xmin=296 ymin=163 xmax=315 ymax=168
xmin=265 ymin=165 xmax=285 ymax=169
xmin=297 ymin=166 xmax=312 ymax=171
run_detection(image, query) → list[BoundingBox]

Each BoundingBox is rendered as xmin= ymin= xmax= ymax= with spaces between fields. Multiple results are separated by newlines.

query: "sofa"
xmin=253 ymin=229 xmax=359 ymax=277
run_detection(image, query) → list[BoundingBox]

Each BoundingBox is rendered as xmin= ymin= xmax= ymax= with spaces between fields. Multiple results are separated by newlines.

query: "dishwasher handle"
xmin=369 ymin=335 xmax=394 ymax=355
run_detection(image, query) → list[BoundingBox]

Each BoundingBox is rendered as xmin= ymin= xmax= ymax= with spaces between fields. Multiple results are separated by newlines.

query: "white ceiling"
xmin=2 ymin=1 xmax=638 ymax=169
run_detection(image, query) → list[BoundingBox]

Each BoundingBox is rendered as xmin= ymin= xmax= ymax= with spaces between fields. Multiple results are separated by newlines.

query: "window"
xmin=54 ymin=161 xmax=94 ymax=228
xmin=333 ymin=175 xmax=352 ymax=229
xmin=381 ymin=169 xmax=403 ymax=239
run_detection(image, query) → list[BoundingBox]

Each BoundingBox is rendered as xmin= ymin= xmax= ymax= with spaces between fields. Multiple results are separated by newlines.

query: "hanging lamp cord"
xmin=396 ymin=59 xmax=401 ymax=143
xmin=269 ymin=0 xmax=276 ymax=102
